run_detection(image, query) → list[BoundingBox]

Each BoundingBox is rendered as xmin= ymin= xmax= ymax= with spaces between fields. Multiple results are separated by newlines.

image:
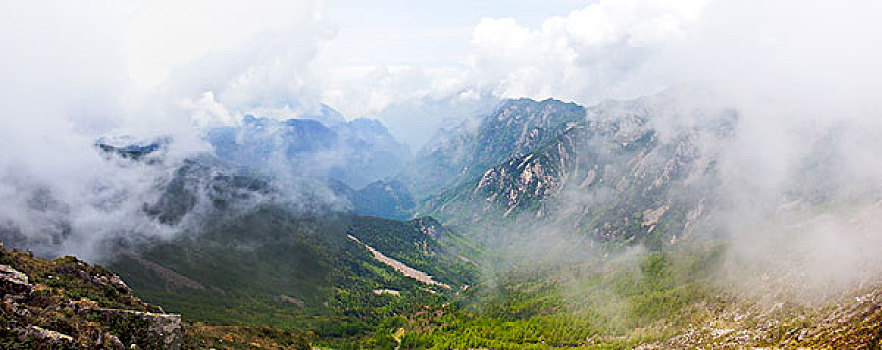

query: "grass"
xmin=390 ymin=242 xmax=728 ymax=349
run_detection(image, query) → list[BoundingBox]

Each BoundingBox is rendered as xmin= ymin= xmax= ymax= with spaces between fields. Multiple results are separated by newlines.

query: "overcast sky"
xmin=321 ymin=0 xmax=591 ymax=67
xmin=1 ymin=0 xmax=880 ymax=148
xmin=316 ymin=0 xmax=705 ymax=119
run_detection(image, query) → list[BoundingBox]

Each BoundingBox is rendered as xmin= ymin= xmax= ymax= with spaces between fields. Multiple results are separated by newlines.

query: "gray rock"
xmin=0 ymin=264 xmax=32 ymax=296
xmin=18 ymin=326 xmax=74 ymax=345
xmin=100 ymin=332 xmax=126 ymax=350
xmin=80 ymin=308 xmax=182 ymax=349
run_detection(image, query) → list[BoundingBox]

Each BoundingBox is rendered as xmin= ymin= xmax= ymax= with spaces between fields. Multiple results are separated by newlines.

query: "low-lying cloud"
xmin=0 ymin=0 xmax=338 ymax=259
xmin=2 ymin=0 xmax=882 ymax=302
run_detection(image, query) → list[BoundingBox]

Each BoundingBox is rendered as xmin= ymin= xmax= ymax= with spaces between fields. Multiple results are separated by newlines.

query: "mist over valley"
xmin=1 ymin=0 xmax=881 ymax=348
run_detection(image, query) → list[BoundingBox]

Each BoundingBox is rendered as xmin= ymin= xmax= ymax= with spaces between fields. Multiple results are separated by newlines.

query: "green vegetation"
xmin=183 ymin=323 xmax=311 ymax=349
xmin=390 ymin=245 xmax=724 ymax=349
xmin=14 ymin=228 xmax=879 ymax=349
xmin=0 ymin=244 xmax=176 ymax=349
xmin=37 ymin=97 xmax=880 ymax=348
xmin=106 ymin=207 xmax=478 ymax=347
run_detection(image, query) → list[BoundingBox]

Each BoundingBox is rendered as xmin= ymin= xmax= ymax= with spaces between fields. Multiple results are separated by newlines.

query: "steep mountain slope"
xmin=330 ymin=179 xmax=416 ymax=220
xmin=399 ymin=98 xmax=585 ymax=199
xmin=3 ymin=92 xmax=878 ymax=349
xmin=0 ymin=242 xmax=316 ymax=349
xmin=67 ymin=148 xmax=478 ymax=343
xmin=1 ymin=134 xmax=474 ymax=346
xmin=106 ymin=210 xmax=477 ymax=342
xmin=412 ymin=96 xmax=736 ymax=246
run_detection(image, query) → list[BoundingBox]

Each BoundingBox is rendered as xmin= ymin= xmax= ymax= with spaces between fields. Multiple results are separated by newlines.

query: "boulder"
xmin=0 ymin=264 xmax=32 ymax=296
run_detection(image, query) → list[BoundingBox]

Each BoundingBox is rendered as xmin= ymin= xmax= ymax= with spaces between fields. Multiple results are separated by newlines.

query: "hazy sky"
xmin=316 ymin=0 xmax=706 ymax=117
xmin=321 ymin=0 xmax=592 ymax=67
xmin=1 ymin=0 xmax=880 ymax=145
xmin=0 ymin=0 xmax=716 ymax=142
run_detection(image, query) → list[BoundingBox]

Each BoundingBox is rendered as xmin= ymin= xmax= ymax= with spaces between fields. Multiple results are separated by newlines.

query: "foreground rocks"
xmin=0 ymin=242 xmax=182 ymax=349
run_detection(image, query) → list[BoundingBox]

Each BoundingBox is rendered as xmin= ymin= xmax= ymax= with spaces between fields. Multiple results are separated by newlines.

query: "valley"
xmin=4 ymin=94 xmax=882 ymax=348
xmin=4 ymin=1 xmax=880 ymax=348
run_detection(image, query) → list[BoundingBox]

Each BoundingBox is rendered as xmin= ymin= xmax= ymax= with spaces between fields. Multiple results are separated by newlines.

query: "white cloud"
xmin=3 ymin=0 xmax=882 ymax=262
xmin=126 ymin=0 xmax=332 ymax=88
xmin=315 ymin=0 xmax=711 ymax=138
xmin=0 ymin=0 xmax=334 ymax=259
xmin=180 ymin=91 xmax=236 ymax=128
xmin=468 ymin=0 xmax=708 ymax=102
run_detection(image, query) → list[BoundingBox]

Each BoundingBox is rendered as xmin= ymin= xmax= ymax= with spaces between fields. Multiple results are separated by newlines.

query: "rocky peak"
xmin=400 ymin=98 xmax=586 ymax=199
xmin=420 ymin=93 xmax=738 ymax=244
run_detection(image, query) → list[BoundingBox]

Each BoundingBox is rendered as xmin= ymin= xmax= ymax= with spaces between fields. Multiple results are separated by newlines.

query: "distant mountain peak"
xmin=209 ymin=113 xmax=410 ymax=189
xmin=94 ymin=136 xmax=170 ymax=161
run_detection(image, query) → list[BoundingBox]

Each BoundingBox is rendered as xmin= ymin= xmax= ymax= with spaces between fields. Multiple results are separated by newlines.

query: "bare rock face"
xmin=0 ymin=264 xmax=32 ymax=296
xmin=422 ymin=96 xmax=737 ymax=245
xmin=18 ymin=325 xmax=75 ymax=346
xmin=99 ymin=274 xmax=132 ymax=295
xmin=100 ymin=332 xmax=126 ymax=350
xmin=141 ymin=311 xmax=183 ymax=349
xmin=79 ymin=308 xmax=182 ymax=349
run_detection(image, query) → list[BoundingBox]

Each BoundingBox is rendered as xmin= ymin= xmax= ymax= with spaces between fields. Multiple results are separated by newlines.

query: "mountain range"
xmin=1 ymin=94 xmax=879 ymax=348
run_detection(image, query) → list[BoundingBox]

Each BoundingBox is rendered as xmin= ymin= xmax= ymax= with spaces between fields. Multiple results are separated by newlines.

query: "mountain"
xmin=106 ymin=209 xmax=477 ymax=343
xmin=381 ymin=93 xmax=882 ymax=348
xmin=329 ymin=179 xmax=416 ymax=221
xmin=403 ymin=96 xmax=735 ymax=248
xmin=300 ymin=103 xmax=347 ymax=127
xmin=399 ymin=98 xmax=585 ymax=198
xmin=53 ymin=147 xmax=475 ymax=345
xmin=95 ymin=138 xmax=167 ymax=161
xmin=2 ymin=92 xmax=878 ymax=348
xmin=208 ymin=114 xmax=411 ymax=189
xmin=2 ymin=132 xmax=474 ymax=346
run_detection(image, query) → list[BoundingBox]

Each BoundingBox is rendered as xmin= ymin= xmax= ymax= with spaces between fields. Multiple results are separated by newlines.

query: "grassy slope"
xmin=106 ymin=207 xmax=478 ymax=347
xmin=394 ymin=245 xmax=722 ymax=349
xmin=0 ymin=242 xmax=317 ymax=349
xmin=392 ymin=245 xmax=882 ymax=349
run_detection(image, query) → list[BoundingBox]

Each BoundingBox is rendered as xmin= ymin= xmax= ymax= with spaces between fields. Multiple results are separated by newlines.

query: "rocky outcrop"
xmin=0 ymin=243 xmax=182 ymax=349
xmin=419 ymin=96 xmax=735 ymax=244
xmin=17 ymin=325 xmax=75 ymax=346
xmin=0 ymin=264 xmax=32 ymax=296
xmin=402 ymin=98 xmax=585 ymax=199
xmin=80 ymin=308 xmax=182 ymax=349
